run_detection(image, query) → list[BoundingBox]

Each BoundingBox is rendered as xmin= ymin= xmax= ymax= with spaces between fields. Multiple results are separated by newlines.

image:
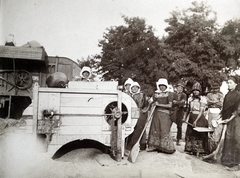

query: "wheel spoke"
xmin=15 ymin=70 xmax=33 ymax=89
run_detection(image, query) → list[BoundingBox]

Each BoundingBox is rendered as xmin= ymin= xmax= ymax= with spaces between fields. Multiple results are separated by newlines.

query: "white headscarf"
xmin=130 ymin=81 xmax=141 ymax=94
xmin=156 ymin=78 xmax=169 ymax=92
xmin=124 ymin=78 xmax=134 ymax=89
xmin=80 ymin=66 xmax=92 ymax=79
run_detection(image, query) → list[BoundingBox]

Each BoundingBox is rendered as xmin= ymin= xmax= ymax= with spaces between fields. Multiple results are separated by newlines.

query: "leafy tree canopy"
xmin=95 ymin=15 xmax=163 ymax=95
xmin=89 ymin=1 xmax=240 ymax=95
xmin=164 ymin=1 xmax=226 ymax=89
xmin=218 ymin=19 xmax=240 ymax=73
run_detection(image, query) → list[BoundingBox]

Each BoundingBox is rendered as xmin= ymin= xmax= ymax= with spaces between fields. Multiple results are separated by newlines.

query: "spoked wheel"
xmin=104 ymin=101 xmax=128 ymax=125
xmin=15 ymin=70 xmax=33 ymax=89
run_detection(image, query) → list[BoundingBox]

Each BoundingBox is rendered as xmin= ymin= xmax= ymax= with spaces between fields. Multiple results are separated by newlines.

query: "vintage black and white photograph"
xmin=1 ymin=0 xmax=240 ymax=177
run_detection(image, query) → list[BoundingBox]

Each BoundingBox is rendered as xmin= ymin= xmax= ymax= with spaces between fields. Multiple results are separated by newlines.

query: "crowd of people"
xmin=73 ymin=66 xmax=240 ymax=171
xmin=123 ymin=76 xmax=240 ymax=171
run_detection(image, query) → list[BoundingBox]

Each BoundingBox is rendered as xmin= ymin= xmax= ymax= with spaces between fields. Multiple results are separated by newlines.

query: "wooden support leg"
xmin=110 ymin=120 xmax=117 ymax=159
xmin=7 ymin=95 xmax=12 ymax=118
xmin=116 ymin=91 xmax=122 ymax=162
xmin=121 ymin=126 xmax=125 ymax=158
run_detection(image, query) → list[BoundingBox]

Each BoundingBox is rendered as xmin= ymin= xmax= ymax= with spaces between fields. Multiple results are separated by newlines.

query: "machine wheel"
xmin=15 ymin=70 xmax=33 ymax=89
xmin=104 ymin=101 xmax=128 ymax=125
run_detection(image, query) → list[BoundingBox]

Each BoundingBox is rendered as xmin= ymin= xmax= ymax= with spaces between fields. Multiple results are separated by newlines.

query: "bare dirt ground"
xmin=1 ymin=122 xmax=240 ymax=178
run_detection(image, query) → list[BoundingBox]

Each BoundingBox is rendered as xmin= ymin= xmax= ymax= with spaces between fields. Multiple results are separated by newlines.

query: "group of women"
xmin=124 ymin=76 xmax=240 ymax=171
xmin=124 ymin=78 xmax=177 ymax=155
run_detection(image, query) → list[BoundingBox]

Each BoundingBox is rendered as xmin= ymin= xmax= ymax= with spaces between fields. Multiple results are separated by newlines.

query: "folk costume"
xmin=125 ymin=82 xmax=149 ymax=152
xmin=220 ymin=77 xmax=240 ymax=169
xmin=184 ymin=82 xmax=209 ymax=155
xmin=171 ymin=81 xmax=187 ymax=145
xmin=147 ymin=78 xmax=175 ymax=154
xmin=206 ymin=83 xmax=224 ymax=153
xmin=206 ymin=83 xmax=224 ymax=129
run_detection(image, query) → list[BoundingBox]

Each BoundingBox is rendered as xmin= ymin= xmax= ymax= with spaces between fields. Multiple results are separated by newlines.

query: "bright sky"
xmin=1 ymin=0 xmax=240 ymax=62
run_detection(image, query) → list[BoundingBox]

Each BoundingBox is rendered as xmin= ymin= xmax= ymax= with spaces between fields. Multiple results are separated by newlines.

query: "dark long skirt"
xmin=184 ymin=113 xmax=209 ymax=154
xmin=126 ymin=112 xmax=148 ymax=151
xmin=147 ymin=110 xmax=175 ymax=154
xmin=221 ymin=115 xmax=240 ymax=167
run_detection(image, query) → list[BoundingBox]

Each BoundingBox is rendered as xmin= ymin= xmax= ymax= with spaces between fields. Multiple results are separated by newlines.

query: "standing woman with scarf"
xmin=147 ymin=78 xmax=175 ymax=154
xmin=125 ymin=81 xmax=150 ymax=154
xmin=183 ymin=82 xmax=209 ymax=156
xmin=123 ymin=78 xmax=134 ymax=96
xmin=219 ymin=76 xmax=240 ymax=171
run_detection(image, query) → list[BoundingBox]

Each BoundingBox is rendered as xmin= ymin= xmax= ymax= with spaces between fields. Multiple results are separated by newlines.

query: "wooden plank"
xmin=50 ymin=134 xmax=111 ymax=145
xmin=68 ymin=81 xmax=118 ymax=90
xmin=60 ymin=116 xmax=102 ymax=126
xmin=48 ymin=134 xmax=112 ymax=154
xmin=38 ymin=87 xmax=118 ymax=94
xmin=60 ymin=107 xmax=103 ymax=115
xmin=61 ymin=93 xmax=104 ymax=98
xmin=58 ymin=125 xmax=102 ymax=135
xmin=22 ymin=106 xmax=33 ymax=115
xmin=0 ymin=46 xmax=45 ymax=60
xmin=32 ymin=81 xmax=39 ymax=134
xmin=117 ymin=90 xmax=122 ymax=161
xmin=60 ymin=94 xmax=103 ymax=107
xmin=38 ymin=92 xmax=60 ymax=119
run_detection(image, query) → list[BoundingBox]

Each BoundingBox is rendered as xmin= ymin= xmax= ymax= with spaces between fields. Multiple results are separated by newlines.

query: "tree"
xmin=77 ymin=56 xmax=98 ymax=69
xmin=95 ymin=16 xmax=163 ymax=95
xmin=94 ymin=2 xmax=238 ymax=94
xmin=218 ymin=19 xmax=240 ymax=74
xmin=164 ymin=1 xmax=226 ymax=89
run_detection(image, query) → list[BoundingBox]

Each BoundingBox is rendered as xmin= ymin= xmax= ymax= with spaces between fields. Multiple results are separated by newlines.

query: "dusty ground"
xmin=1 ymin=122 xmax=240 ymax=178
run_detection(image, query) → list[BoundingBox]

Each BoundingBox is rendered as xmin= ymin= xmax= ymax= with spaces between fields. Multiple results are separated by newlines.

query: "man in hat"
xmin=172 ymin=81 xmax=187 ymax=146
xmin=206 ymin=82 xmax=224 ymax=153
xmin=206 ymin=82 xmax=224 ymax=129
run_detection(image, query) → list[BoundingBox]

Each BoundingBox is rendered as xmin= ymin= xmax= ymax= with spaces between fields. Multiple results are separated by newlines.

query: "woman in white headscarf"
xmin=125 ymin=81 xmax=150 ymax=154
xmin=147 ymin=78 xmax=175 ymax=154
xmin=73 ymin=66 xmax=94 ymax=81
xmin=123 ymin=78 xmax=133 ymax=96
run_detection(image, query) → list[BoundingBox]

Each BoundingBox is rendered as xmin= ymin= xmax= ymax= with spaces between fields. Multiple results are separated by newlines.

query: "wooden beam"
xmin=0 ymin=46 xmax=46 ymax=61
xmin=116 ymin=90 xmax=122 ymax=162
xmin=32 ymin=80 xmax=39 ymax=135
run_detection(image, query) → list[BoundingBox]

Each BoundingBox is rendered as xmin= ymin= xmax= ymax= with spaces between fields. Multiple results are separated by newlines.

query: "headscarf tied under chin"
xmin=80 ymin=66 xmax=92 ymax=79
xmin=156 ymin=78 xmax=169 ymax=92
xmin=130 ymin=81 xmax=141 ymax=95
xmin=221 ymin=87 xmax=240 ymax=120
xmin=124 ymin=78 xmax=134 ymax=90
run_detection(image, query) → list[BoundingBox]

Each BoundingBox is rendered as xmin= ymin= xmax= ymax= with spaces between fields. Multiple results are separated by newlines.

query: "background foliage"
xmin=79 ymin=1 xmax=240 ymax=96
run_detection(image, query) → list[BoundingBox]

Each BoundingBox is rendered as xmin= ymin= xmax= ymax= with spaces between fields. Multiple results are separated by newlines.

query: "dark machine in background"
xmin=0 ymin=45 xmax=81 ymax=119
